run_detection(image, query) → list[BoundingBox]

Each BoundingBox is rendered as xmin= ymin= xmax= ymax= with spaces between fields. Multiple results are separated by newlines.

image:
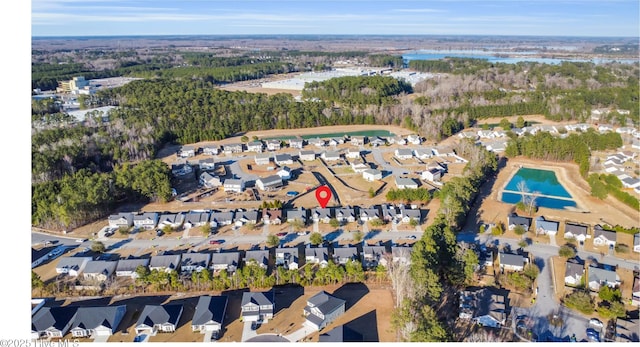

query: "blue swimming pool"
xmin=501 ymin=167 xmax=577 ymax=210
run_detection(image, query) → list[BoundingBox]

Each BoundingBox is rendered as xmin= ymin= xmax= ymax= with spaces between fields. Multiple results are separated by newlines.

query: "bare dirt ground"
xmin=218 ymin=72 xmax=303 ymax=97
xmin=467 ymin=156 xmax=639 ymax=232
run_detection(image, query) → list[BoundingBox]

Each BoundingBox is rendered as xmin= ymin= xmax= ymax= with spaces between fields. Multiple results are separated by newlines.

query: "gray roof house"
xmin=200 ymin=172 xmax=222 ymax=189
xmin=564 ymin=258 xmax=584 ymax=287
xmin=210 ymin=252 xmax=240 ymax=273
xmin=184 ymin=211 xmax=211 ymax=228
xmin=149 ymin=254 xmax=181 ymax=273
xmin=564 ymin=223 xmax=589 ymax=242
xmin=289 ymin=138 xmax=304 ymax=149
xmin=223 ymin=143 xmax=243 ymax=154
xmin=135 ymin=304 xmax=183 ymax=335
xmin=254 ymin=153 xmax=272 ymax=165
xmin=395 ymin=148 xmax=413 ymax=160
xmin=286 ymin=208 xmax=308 ymax=224
xmin=274 ymin=153 xmax=293 ymax=165
xmin=115 ymin=258 xmax=150 ymax=279
xmin=332 ymin=247 xmax=359 ymax=265
xmin=133 ymin=212 xmax=159 ymax=230
xmin=381 ymin=204 xmax=398 ymax=222
xmin=56 ymin=256 xmax=92 ymax=277
xmin=108 ymin=212 xmax=134 ymax=228
xmin=303 ymin=291 xmax=346 ymax=331
xmin=507 ymin=214 xmax=531 ymax=231
xmin=233 ymin=209 xmax=260 ymax=226
xmin=395 ymin=177 xmax=419 ymax=189
xmin=498 ymin=252 xmax=528 ymax=272
xmin=241 ymin=291 xmax=275 ymax=323
xmin=335 ymin=207 xmax=356 ymax=223
xmin=191 ymin=295 xmax=228 ymax=334
xmin=157 ymin=212 xmax=185 ymax=229
xmin=362 ymin=246 xmax=388 ymax=270
xmin=535 ymin=216 xmax=559 ymax=235
xmin=588 ymin=264 xmax=621 ymax=291
xmin=391 ymin=246 xmax=413 ymax=265
xmin=593 ymin=225 xmax=616 ymax=247
xmin=266 ymin=139 xmax=282 ymax=151
xmin=69 ymin=305 xmax=127 ymax=338
xmin=275 ymin=247 xmax=299 ymax=270
xmin=202 ymin=144 xmax=220 ymax=155
xmin=359 ymin=207 xmax=380 ymax=221
xmin=322 ymin=150 xmax=341 ymax=161
xmin=31 ymin=306 xmax=78 ymax=338
xmin=244 ymin=250 xmax=270 ymax=269
xmin=82 ymin=260 xmax=118 ymax=282
xmin=223 ymin=178 xmax=244 ymax=193
xmin=312 ymin=208 xmax=334 ymax=223
xmin=247 ymin=141 xmax=264 ymax=152
xmin=399 ymin=208 xmax=421 ymax=224
xmin=306 ymin=247 xmax=329 ymax=268
xmin=458 ymin=288 xmax=508 ymax=328
xmin=299 ymin=150 xmax=316 ymax=161
xmin=209 ymin=211 xmax=234 ymax=227
xmin=256 ymin=175 xmax=283 ymax=191
xmin=180 ymin=252 xmax=211 ymax=273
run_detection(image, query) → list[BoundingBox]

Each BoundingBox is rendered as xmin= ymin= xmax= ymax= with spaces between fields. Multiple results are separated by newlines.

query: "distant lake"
xmin=403 ymin=51 xmax=638 ymax=65
xmin=264 ymin=129 xmax=394 ymax=141
xmin=501 ymin=168 xmax=577 ymax=210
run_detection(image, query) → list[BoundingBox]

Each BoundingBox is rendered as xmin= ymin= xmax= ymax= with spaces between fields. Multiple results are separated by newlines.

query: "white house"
xmin=535 ymin=216 xmax=559 ymax=235
xmin=303 ymin=291 xmax=346 ymax=331
xmin=82 ymin=260 xmax=118 ymax=282
xmin=223 ymin=143 xmax=243 ymax=154
xmin=200 ymin=172 xmax=222 ymax=188
xmin=275 ymin=247 xmax=299 ymax=270
xmin=346 ymin=148 xmax=361 ymax=159
xmin=223 ymin=179 xmax=244 ymax=193
xmin=70 ymin=305 xmax=127 ymax=338
xmin=56 ymin=257 xmax=91 ymax=277
xmin=115 ymin=258 xmax=150 ymax=279
xmin=395 ymin=177 xmax=419 ymax=189
xmin=202 ymin=145 xmax=220 ymax=155
xmin=498 ymin=252 xmax=528 ymax=272
xmin=593 ymin=225 xmax=616 ymax=247
xmin=305 ymin=247 xmax=329 ymax=268
xmin=274 ymin=153 xmax=294 ymax=165
xmin=266 ymin=139 xmax=282 ymax=151
xmin=407 ymin=134 xmax=422 ymax=145
xmin=414 ymin=148 xmax=433 ymax=159
xmin=458 ymin=288 xmax=507 ymax=328
xmin=191 ymin=296 xmax=228 ymax=335
xmin=322 ymin=151 xmax=341 ymax=161
xmin=149 ymin=254 xmax=181 ymax=273
xmin=277 ymin=166 xmax=292 ymax=180
xmin=254 ymin=153 xmax=272 ymax=165
xmin=240 ymin=292 xmax=274 ymax=323
xmin=350 ymin=161 xmax=369 ymax=173
xmin=133 ymin=212 xmax=159 ymax=230
xmin=598 ymin=124 xmax=614 ymax=133
xmin=289 ymin=138 xmax=304 ymax=149
xmin=108 ymin=212 xmax=134 ymax=229
xmin=247 ymin=141 xmax=264 ymax=152
xmin=422 ymin=168 xmax=441 ymax=182
xmin=178 ymin=145 xmax=195 ymax=158
xmin=135 ymin=304 xmax=183 ymax=335
xmin=588 ymin=265 xmax=621 ymax=291
xmin=256 ymin=175 xmax=283 ymax=191
xmin=299 ymin=150 xmax=316 ymax=161
xmin=394 ymin=148 xmax=413 ymax=160
xmin=362 ymin=169 xmax=382 ymax=181
xmin=180 ymin=252 xmax=211 ymax=274
xmin=564 ymin=258 xmax=584 ymax=287
xmin=32 ymin=306 xmax=78 ymax=339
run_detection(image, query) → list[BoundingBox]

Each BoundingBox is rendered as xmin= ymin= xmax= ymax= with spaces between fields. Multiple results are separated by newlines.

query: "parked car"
xmin=589 ymin=318 xmax=604 ymax=328
xmin=209 ymin=239 xmax=224 ymax=245
xmin=276 ymin=232 xmax=287 ymax=237
xmin=75 ymin=238 xmax=87 ymax=243
xmin=251 ymin=322 xmax=259 ymax=330
xmin=297 ymin=231 xmax=308 ymax=236
xmin=156 ymin=230 xmax=164 ymax=237
xmin=586 ymin=328 xmax=600 ymax=342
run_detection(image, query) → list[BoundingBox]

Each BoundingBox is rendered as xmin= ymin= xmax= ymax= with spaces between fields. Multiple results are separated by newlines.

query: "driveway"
xmin=241 ymin=321 xmax=257 ymax=342
xmin=284 ymin=325 xmax=315 ymax=342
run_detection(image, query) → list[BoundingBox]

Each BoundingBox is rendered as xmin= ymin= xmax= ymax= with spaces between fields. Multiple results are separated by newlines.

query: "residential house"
xmin=432 ymin=146 xmax=455 ymax=157
xmin=359 ymin=207 xmax=380 ymax=221
xmin=535 ymin=216 xmax=559 ymax=235
xmin=289 ymin=138 xmax=304 ymax=149
xmin=399 ymin=208 xmax=421 ymax=224
xmin=394 ymin=148 xmax=413 ymax=160
xmin=458 ymin=131 xmax=479 ymax=140
xmin=319 ymin=325 xmax=364 ymax=342
xmin=171 ymin=163 xmax=193 ymax=177
xmin=223 ymin=179 xmax=244 ymax=193
xmin=210 ymin=252 xmax=240 ymax=273
xmin=157 ymin=212 xmax=185 ymax=229
xmin=615 ymin=318 xmax=640 ymax=342
xmin=312 ymin=208 xmax=333 ymax=224
xmin=184 ymin=211 xmax=211 ymax=229
xmin=32 ymin=248 xmax=51 ymax=268
xmin=262 ymin=209 xmax=283 ymax=225
xmin=135 ymin=304 xmax=183 ymax=335
xmin=458 ymin=288 xmax=508 ymax=328
xmin=588 ymin=264 xmax=621 ymax=291
xmin=598 ymin=124 xmax=614 ymax=133
xmin=275 ymin=247 xmax=299 ymax=270
xmin=362 ymin=169 xmax=382 ymax=182
xmin=564 ymin=223 xmax=589 ymax=243
xmin=511 ymin=127 xmax=526 ymax=136
xmin=407 ymin=134 xmax=421 ymax=145
xmin=350 ymin=161 xmax=369 ymax=173
xmin=395 ymin=177 xmax=419 ymax=189
xmin=178 ymin=145 xmax=195 ymax=158
xmin=299 ymin=150 xmax=316 ymax=161
xmin=108 ymin=212 xmax=134 ymax=229
xmin=622 ymin=177 xmax=640 ymax=189
xmin=286 ymin=207 xmax=308 ymax=224
xmin=69 ymin=305 xmax=126 ymax=338
xmin=305 ymin=247 xmax=329 ymax=268
xmin=477 ymin=130 xmax=495 ymax=139
xmin=498 ymin=252 xmax=528 ymax=272
xmin=351 ymin=136 xmax=367 ymax=146
xmin=133 ymin=212 xmax=159 ymax=230
xmin=335 ymin=207 xmax=356 ymax=223
xmin=634 ymin=233 xmax=640 ymax=253
xmin=362 ymin=246 xmax=387 ymax=270
xmin=223 ymin=143 xmax=243 ymax=154
xmin=247 ymin=141 xmax=264 ymax=153
xmin=370 ymin=136 xmax=386 ymax=146
xmin=380 ymin=204 xmax=398 ymax=222
xmin=274 ymin=153 xmax=293 ymax=165
xmin=322 ymin=150 xmax=341 ymax=161
xmin=564 ymin=258 xmax=585 ymax=287
xmin=202 ymin=145 xmax=220 ymax=155
xmin=422 ymin=168 xmax=441 ymax=182
xmin=180 ymin=252 xmax=211 ymax=274
xmin=254 ymin=153 xmax=272 ymax=165
xmin=191 ymin=296 xmax=228 ymax=335
xmin=209 ymin=211 xmax=234 ymax=228
xmin=266 ymin=139 xmax=282 ymax=151
xmin=303 ymin=291 xmax=346 ymax=331
xmin=507 ymin=214 xmax=531 ymax=231
xmin=197 ymin=158 xmax=216 ymax=170
xmin=632 ymin=276 xmax=640 ymax=306
xmin=244 ymin=250 xmax=269 ymax=269
xmin=256 ymin=175 xmax=283 ymax=191
xmin=149 ymin=254 xmax=181 ymax=273
xmin=593 ymin=225 xmax=616 ymax=247
xmin=391 ymin=246 xmax=413 ymax=265
xmin=241 ymin=291 xmax=275 ymax=323
xmin=277 ymin=166 xmax=292 ymax=180
xmin=56 ymin=257 xmax=91 ymax=277
xmin=31 ymin=306 xmax=78 ymax=339
xmin=485 ymin=141 xmax=508 ymax=153
xmin=233 ymin=209 xmax=260 ymax=227
xmin=332 ymin=247 xmax=359 ymax=265
xmin=329 ymin=138 xmax=344 ymax=146
xmin=414 ymin=148 xmax=434 ymax=160
xmin=346 ymin=148 xmax=361 ymax=159
xmin=393 ymin=137 xmax=407 ymax=145
xmin=308 ymin=138 xmax=326 ymax=148
xmin=115 ymin=258 xmax=150 ymax=279
xmin=82 ymin=260 xmax=117 ymax=282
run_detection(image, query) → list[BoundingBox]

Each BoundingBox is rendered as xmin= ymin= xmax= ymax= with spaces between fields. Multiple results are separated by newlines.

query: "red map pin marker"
xmin=315 ymin=185 xmax=332 ymax=208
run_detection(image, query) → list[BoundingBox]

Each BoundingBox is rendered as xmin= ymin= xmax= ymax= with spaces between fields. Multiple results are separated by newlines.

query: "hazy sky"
xmin=30 ymin=0 xmax=640 ymax=37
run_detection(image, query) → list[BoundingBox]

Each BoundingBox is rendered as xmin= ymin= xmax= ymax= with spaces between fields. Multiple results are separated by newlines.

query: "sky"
xmin=31 ymin=0 xmax=640 ymax=37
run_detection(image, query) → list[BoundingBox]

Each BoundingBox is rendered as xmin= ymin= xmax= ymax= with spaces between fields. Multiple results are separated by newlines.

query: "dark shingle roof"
xmin=136 ymin=304 xmax=183 ymax=328
xmin=192 ymin=296 xmax=228 ymax=326
xmin=241 ymin=291 xmax=274 ymax=307
xmin=32 ymin=306 xmax=78 ymax=333
xmin=70 ymin=305 xmax=126 ymax=332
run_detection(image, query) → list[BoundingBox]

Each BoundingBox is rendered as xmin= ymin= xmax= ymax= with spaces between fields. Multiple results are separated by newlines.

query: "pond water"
xmin=501 ymin=167 xmax=577 ymax=210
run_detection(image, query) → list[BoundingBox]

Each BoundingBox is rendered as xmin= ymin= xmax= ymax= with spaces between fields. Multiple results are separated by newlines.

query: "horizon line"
xmin=32 ymin=34 xmax=640 ymax=39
